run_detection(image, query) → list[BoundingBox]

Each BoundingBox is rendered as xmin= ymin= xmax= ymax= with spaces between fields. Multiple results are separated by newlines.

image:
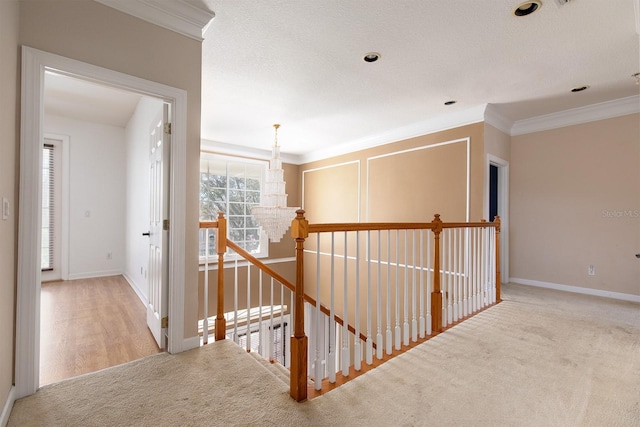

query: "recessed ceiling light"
xmin=444 ymin=100 xmax=457 ymax=106
xmin=570 ymin=85 xmax=589 ymax=93
xmin=363 ymin=52 xmax=381 ymax=63
xmin=513 ymin=1 xmax=542 ymax=16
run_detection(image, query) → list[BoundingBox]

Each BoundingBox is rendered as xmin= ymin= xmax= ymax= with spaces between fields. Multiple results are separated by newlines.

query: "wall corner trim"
xmin=182 ymin=336 xmax=202 ymax=352
xmin=510 ymin=277 xmax=640 ymax=303
xmin=0 ymin=386 xmax=16 ymax=427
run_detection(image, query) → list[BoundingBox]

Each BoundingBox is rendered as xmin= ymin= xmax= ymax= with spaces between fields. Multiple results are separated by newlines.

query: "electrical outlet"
xmin=588 ymin=265 xmax=595 ymax=276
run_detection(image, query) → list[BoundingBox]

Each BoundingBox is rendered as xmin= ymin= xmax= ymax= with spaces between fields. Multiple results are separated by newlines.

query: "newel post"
xmin=215 ymin=212 xmax=227 ymax=341
xmin=431 ymin=214 xmax=444 ymax=333
xmin=290 ymin=209 xmax=309 ymax=402
xmin=494 ymin=215 xmax=501 ymax=302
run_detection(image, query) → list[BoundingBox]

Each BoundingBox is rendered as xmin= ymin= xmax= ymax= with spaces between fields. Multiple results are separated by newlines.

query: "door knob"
xmin=142 ymin=231 xmax=150 ymax=236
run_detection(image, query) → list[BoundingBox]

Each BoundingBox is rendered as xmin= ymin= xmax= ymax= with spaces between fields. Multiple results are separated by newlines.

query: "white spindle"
xmin=403 ymin=230 xmax=410 ymax=346
xmin=395 ymin=230 xmax=401 ymax=350
xmin=376 ymin=231 xmax=383 ymax=359
xmin=426 ymin=229 xmax=432 ymax=336
xmin=411 ymin=230 xmax=418 ymax=342
xmin=315 ymin=234 xmax=322 ymax=389
xmin=234 ymin=259 xmax=238 ymax=343
xmin=447 ymin=229 xmax=453 ymax=325
xmin=365 ymin=230 xmax=373 ymax=365
xmin=269 ymin=278 xmax=274 ymax=361
xmin=354 ymin=231 xmax=362 ymax=371
xmin=203 ymin=228 xmax=209 ymax=345
xmin=385 ymin=230 xmax=392 ymax=355
xmin=258 ymin=271 xmax=263 ymax=355
xmin=464 ymin=227 xmax=470 ymax=317
xmin=453 ymin=228 xmax=459 ymax=322
xmin=442 ymin=230 xmax=447 ymax=328
xmin=342 ymin=232 xmax=350 ymax=376
xmin=246 ymin=264 xmax=251 ymax=352
xmin=418 ymin=229 xmax=425 ymax=339
xmin=328 ymin=232 xmax=336 ymax=383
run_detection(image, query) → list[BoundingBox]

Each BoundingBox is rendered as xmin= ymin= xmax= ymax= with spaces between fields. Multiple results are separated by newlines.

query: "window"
xmin=200 ymin=154 xmax=268 ymax=259
xmin=42 ymin=143 xmax=55 ymax=271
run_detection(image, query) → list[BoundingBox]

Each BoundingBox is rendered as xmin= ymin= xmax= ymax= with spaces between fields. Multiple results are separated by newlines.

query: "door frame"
xmin=16 ymin=46 xmax=188 ymax=398
xmin=485 ymin=154 xmax=509 ymax=283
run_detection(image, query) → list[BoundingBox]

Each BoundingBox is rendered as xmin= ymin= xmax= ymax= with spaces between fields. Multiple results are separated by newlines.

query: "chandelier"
xmin=251 ymin=124 xmax=299 ymax=242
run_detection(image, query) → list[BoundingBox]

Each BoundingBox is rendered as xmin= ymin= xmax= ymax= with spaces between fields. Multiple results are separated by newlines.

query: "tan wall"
xmin=299 ymin=123 xmax=486 ymax=338
xmin=301 ymin=122 xmax=485 ymax=223
xmin=0 ymin=0 xmax=20 ymax=411
xmin=484 ymin=123 xmax=511 ymax=162
xmin=18 ymin=0 xmax=204 ymax=338
xmin=510 ymin=114 xmax=640 ymax=296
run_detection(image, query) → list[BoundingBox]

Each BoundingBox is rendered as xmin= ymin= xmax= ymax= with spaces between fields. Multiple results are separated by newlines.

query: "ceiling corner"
xmin=95 ymin=0 xmax=215 ymax=41
xmin=484 ymin=105 xmax=514 ymax=135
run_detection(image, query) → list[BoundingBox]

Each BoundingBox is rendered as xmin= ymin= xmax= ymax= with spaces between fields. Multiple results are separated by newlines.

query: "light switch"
xmin=2 ymin=197 xmax=9 ymax=220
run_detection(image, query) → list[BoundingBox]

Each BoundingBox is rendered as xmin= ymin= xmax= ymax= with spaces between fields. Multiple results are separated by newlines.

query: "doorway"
xmin=38 ymin=72 xmax=166 ymax=386
xmin=486 ymin=154 xmax=509 ymax=283
xmin=17 ymin=46 xmax=188 ymax=398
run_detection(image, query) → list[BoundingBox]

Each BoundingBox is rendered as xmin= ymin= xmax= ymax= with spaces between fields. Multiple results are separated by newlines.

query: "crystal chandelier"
xmin=251 ymin=124 xmax=299 ymax=242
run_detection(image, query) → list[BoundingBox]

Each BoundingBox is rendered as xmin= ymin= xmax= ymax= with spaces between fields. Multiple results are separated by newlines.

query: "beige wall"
xmin=0 ymin=0 xmax=20 ymax=412
xmin=510 ymin=114 xmax=640 ymax=296
xmin=18 ymin=0 xmax=204 ymax=338
xmin=484 ymin=123 xmax=511 ymax=162
xmin=300 ymin=123 xmax=485 ymax=223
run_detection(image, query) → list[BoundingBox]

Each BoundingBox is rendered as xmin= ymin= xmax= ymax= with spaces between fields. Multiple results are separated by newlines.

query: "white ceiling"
xmin=47 ymin=0 xmax=640 ymax=163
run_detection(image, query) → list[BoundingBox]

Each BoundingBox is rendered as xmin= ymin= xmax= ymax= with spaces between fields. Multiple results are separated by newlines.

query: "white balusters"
xmin=342 ymin=232 xmax=350 ymax=376
xmin=354 ymin=231 xmax=362 ymax=371
xmin=233 ymin=258 xmax=238 ymax=344
xmin=246 ymin=264 xmax=251 ymax=352
xmin=203 ymin=228 xmax=209 ymax=345
xmin=385 ymin=230 xmax=392 ymax=355
xmin=419 ymin=229 xmax=425 ymax=339
xmin=314 ymin=234 xmax=322 ymax=390
xmin=411 ymin=230 xmax=418 ymax=342
xmin=403 ymin=230 xmax=410 ymax=346
xmin=426 ymin=229 xmax=432 ymax=336
xmin=376 ymin=230 xmax=383 ymax=359
xmin=394 ymin=230 xmax=401 ymax=351
xmin=328 ymin=232 xmax=336 ymax=383
xmin=365 ymin=230 xmax=373 ymax=365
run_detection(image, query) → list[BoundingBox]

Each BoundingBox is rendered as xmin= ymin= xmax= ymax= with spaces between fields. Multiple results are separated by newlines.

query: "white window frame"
xmin=199 ymin=153 xmax=269 ymax=262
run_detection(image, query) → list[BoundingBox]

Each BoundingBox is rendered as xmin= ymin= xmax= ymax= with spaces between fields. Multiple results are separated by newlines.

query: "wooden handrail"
xmin=308 ymin=222 xmax=435 ymax=233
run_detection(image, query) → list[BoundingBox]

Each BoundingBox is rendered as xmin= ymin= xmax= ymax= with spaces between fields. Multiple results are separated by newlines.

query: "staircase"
xmin=200 ymin=210 xmax=501 ymax=401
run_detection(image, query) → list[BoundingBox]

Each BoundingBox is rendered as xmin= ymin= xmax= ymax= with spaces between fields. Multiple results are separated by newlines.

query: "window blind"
xmin=42 ymin=144 xmax=54 ymax=271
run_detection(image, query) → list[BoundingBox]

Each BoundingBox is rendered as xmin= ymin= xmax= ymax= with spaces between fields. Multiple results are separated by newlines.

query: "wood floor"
xmin=40 ymin=275 xmax=162 ymax=386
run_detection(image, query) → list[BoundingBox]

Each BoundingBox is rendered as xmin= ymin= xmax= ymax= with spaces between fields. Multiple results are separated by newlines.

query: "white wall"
xmin=44 ymin=114 xmax=127 ymax=279
xmin=124 ymin=97 xmax=163 ymax=302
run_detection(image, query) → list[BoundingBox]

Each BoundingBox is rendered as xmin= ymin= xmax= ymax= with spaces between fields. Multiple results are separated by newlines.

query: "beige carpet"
xmin=9 ymin=284 xmax=640 ymax=426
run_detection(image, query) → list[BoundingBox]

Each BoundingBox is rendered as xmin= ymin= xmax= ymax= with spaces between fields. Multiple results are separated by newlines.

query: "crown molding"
xmin=510 ymin=95 xmax=640 ymax=136
xmin=201 ymin=139 xmax=300 ymax=165
xmin=483 ymin=105 xmax=513 ymax=135
xmin=298 ymin=104 xmax=487 ymax=164
xmin=95 ymin=0 xmax=215 ymax=41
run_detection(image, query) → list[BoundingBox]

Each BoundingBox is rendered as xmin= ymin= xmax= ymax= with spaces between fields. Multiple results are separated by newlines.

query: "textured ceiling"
xmin=200 ymin=0 xmax=639 ymax=160
xmin=46 ymin=0 xmax=640 ymax=163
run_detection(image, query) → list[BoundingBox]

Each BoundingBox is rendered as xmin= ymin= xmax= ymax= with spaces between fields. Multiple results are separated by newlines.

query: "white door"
xmin=146 ymin=105 xmax=170 ymax=349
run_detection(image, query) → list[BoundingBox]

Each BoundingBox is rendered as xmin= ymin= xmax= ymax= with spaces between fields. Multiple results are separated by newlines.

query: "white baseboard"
xmin=181 ymin=336 xmax=201 ymax=353
xmin=510 ymin=278 xmax=640 ymax=303
xmin=67 ymin=269 xmax=123 ymax=280
xmin=122 ymin=272 xmax=148 ymax=306
xmin=0 ymin=386 xmax=16 ymax=427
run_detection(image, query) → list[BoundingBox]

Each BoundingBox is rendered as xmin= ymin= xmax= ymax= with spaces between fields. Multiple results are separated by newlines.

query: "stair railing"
xmin=199 ymin=210 xmax=500 ymax=403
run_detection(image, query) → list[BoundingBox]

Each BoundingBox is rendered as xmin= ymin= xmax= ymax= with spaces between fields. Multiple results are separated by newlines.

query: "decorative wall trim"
xmin=302 ymin=160 xmax=361 ymax=221
xmin=510 ymin=95 xmax=640 ymax=136
xmin=0 ymin=386 xmax=15 ymax=427
xmin=95 ymin=0 xmax=215 ymax=41
xmin=182 ymin=335 xmax=202 ymax=351
xmin=366 ymin=138 xmax=470 ymax=221
xmin=510 ymin=277 xmax=640 ymax=303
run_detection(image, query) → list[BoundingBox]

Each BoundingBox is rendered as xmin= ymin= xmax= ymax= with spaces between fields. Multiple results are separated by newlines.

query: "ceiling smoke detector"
xmin=513 ymin=1 xmax=542 ymax=16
